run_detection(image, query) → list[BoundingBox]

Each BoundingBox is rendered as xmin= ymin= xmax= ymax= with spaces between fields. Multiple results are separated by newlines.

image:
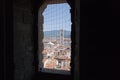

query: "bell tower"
xmin=60 ymin=29 xmax=64 ymax=45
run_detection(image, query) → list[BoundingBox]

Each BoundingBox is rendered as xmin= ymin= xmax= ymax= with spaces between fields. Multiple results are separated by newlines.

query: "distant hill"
xmin=44 ymin=30 xmax=71 ymax=38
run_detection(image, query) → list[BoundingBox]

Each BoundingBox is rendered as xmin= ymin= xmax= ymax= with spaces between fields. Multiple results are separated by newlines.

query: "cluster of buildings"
xmin=42 ymin=29 xmax=71 ymax=71
xmin=42 ymin=41 xmax=71 ymax=71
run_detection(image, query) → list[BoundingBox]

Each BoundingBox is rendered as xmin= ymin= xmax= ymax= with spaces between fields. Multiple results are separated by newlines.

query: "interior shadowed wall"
xmin=13 ymin=0 xmax=35 ymax=80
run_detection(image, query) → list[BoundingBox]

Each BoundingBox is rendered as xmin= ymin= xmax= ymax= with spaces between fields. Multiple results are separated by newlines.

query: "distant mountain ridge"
xmin=44 ymin=30 xmax=71 ymax=38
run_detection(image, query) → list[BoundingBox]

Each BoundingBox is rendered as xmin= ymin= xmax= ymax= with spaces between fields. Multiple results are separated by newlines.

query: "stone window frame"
xmin=33 ymin=0 xmax=76 ymax=76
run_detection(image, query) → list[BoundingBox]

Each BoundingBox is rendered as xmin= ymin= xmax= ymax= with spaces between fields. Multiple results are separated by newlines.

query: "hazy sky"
xmin=42 ymin=3 xmax=71 ymax=31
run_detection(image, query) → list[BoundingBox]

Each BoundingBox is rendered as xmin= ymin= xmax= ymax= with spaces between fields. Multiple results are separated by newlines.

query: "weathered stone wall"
xmin=13 ymin=0 xmax=34 ymax=80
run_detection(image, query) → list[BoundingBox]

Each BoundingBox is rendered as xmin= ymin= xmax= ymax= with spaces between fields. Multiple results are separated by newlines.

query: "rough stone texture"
xmin=38 ymin=2 xmax=49 ymax=69
xmin=13 ymin=0 xmax=34 ymax=80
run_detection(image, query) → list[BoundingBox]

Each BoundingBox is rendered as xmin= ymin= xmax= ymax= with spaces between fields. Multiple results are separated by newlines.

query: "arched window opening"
xmin=38 ymin=1 xmax=72 ymax=75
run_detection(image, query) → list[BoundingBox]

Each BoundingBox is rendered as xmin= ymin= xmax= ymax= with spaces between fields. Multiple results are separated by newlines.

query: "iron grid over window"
xmin=38 ymin=3 xmax=71 ymax=75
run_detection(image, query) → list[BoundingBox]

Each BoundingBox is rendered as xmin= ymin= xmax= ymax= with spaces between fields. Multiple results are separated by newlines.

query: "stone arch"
xmin=38 ymin=0 xmax=73 ymax=75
